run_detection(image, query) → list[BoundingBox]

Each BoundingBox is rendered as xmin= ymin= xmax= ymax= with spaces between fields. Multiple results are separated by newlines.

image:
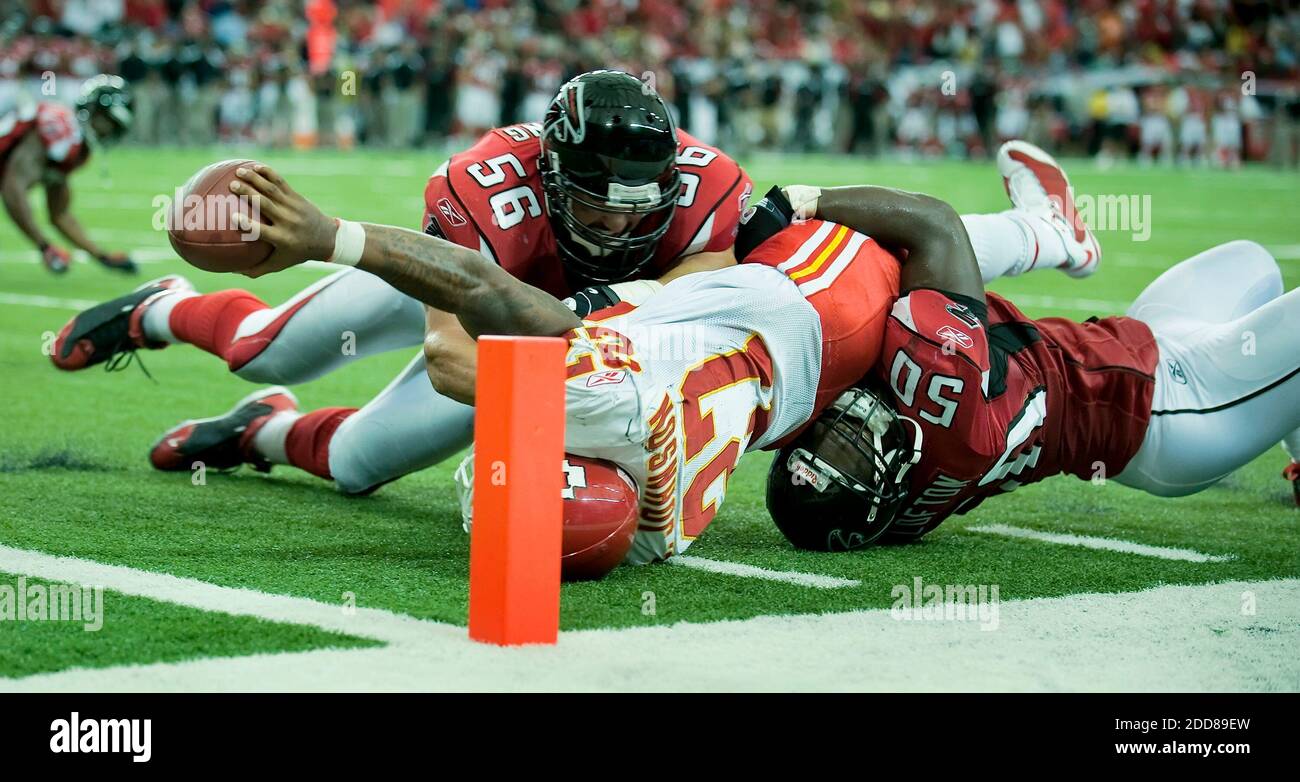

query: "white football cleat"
xmin=998 ymin=140 xmax=1101 ymax=278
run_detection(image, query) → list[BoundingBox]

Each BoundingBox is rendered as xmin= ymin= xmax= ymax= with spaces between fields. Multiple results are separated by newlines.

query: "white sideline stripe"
xmin=2 ymin=576 xmax=1295 ymax=692
xmin=1006 ymin=293 xmax=1127 ymax=313
xmin=668 ymin=555 xmax=861 ymax=589
xmin=967 ymin=523 xmax=1236 ymax=563
xmin=0 ymin=291 xmax=98 ymax=310
xmin=0 ymin=249 xmax=166 ymax=265
xmin=0 ymin=544 xmax=455 ymax=646
xmin=1268 ymin=244 xmax=1300 ymax=260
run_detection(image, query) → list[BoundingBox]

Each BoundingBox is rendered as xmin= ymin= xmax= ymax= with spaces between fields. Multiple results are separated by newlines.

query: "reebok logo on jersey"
xmin=1167 ymin=359 xmax=1188 ymax=385
xmin=436 ymin=198 xmax=467 ymax=227
xmin=937 ymin=324 xmax=974 ymax=349
xmin=587 ymin=370 xmax=626 ymax=387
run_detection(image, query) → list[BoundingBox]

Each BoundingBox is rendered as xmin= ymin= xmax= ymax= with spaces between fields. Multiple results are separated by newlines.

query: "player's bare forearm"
xmin=423 ymin=306 xmax=478 ymax=405
xmin=231 ymin=162 xmax=578 ymax=338
xmin=355 ymin=223 xmax=580 ymax=339
xmin=815 ymin=186 xmax=984 ymax=302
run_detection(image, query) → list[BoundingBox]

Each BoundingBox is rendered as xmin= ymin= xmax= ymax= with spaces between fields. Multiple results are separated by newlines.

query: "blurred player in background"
xmin=1137 ymin=85 xmax=1173 ymax=167
xmin=0 ymin=74 xmax=137 ymax=275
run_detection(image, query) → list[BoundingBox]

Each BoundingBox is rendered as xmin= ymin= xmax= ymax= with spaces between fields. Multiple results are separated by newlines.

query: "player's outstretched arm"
xmin=798 ymin=184 xmax=985 ymax=303
xmin=354 ymin=221 xmax=581 ymax=339
xmin=229 ymin=164 xmax=580 ymax=339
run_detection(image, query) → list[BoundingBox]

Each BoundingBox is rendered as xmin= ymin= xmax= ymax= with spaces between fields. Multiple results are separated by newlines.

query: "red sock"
xmin=284 ymin=407 xmax=357 ymax=481
xmin=169 ymin=290 xmax=268 ymax=369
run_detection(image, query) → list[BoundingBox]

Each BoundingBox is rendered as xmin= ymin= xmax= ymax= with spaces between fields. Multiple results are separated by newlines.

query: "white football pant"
xmin=1116 ymin=240 xmax=1300 ymax=496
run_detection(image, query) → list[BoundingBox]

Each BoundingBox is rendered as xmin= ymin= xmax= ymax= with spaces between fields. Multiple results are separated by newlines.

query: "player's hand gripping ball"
xmin=168 ymin=160 xmax=338 ymax=277
xmin=167 ymin=159 xmax=275 ymax=273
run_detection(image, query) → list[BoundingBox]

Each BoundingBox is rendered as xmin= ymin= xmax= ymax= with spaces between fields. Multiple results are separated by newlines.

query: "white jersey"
xmin=564 ymin=263 xmax=823 ymax=563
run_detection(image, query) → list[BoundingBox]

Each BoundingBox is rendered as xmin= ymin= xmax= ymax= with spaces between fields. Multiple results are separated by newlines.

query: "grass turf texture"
xmin=0 ymin=148 xmax=1296 ymax=676
xmin=0 ymin=571 xmax=377 ymax=678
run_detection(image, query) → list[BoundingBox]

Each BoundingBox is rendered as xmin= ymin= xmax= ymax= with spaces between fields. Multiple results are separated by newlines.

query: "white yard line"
xmin=0 ymin=544 xmax=1292 ymax=691
xmin=0 ymin=544 xmax=451 ymax=646
xmin=0 ymin=292 xmax=99 ymax=310
xmin=668 ymin=555 xmax=861 ymax=589
xmin=1267 ymin=244 xmax=1300 ymax=260
xmin=0 ymin=249 xmax=163 ymax=266
xmin=1002 ymin=293 xmax=1128 ymax=313
xmin=967 ymin=523 xmax=1236 ymax=562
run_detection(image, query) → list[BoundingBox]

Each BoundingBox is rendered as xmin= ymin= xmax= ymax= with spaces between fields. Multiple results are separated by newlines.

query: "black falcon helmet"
xmin=539 ymin=70 xmax=681 ymax=283
xmin=766 ymin=386 xmax=923 ymax=552
xmin=76 ymin=74 xmax=134 ymax=143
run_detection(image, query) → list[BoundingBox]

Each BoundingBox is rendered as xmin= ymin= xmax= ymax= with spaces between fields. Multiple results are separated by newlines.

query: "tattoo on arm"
xmin=356 ymin=223 xmax=580 ymax=339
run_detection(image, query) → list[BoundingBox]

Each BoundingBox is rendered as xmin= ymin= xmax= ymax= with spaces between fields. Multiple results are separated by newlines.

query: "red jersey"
xmin=421 ymin=122 xmax=752 ymax=297
xmin=0 ymin=102 xmax=88 ymax=175
xmin=742 ymin=218 xmax=902 ymax=444
xmin=877 ymin=289 xmax=1159 ymax=540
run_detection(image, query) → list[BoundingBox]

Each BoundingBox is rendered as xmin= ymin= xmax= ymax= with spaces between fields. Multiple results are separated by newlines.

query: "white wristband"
xmin=329 ymin=219 xmax=366 ymax=266
xmin=608 ymin=279 xmax=664 ymax=306
xmin=781 ymin=185 xmax=822 ymax=221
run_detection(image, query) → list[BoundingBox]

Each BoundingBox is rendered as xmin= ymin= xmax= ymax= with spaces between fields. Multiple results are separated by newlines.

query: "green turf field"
xmin=0 ymin=147 xmax=1296 ymax=690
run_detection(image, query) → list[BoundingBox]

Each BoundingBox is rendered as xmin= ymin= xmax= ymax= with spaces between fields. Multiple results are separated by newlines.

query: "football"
xmin=560 ymin=456 xmax=639 ymax=581
xmin=166 ymin=159 xmax=274 ymax=273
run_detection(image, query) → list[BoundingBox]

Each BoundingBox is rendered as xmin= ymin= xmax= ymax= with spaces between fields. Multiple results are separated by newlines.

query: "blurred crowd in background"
xmin=2 ymin=0 xmax=1299 ymax=168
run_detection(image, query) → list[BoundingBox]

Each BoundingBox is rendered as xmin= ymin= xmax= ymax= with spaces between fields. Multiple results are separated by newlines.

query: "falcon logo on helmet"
xmin=547 ymin=81 xmax=587 ymax=145
xmin=538 ymin=70 xmax=682 ymax=284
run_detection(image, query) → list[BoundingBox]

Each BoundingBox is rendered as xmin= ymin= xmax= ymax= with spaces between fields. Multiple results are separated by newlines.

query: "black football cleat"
xmin=149 ymin=387 xmax=298 ymax=473
xmin=50 ymin=275 xmax=193 ymax=371
xmin=95 ymin=253 xmax=140 ymax=274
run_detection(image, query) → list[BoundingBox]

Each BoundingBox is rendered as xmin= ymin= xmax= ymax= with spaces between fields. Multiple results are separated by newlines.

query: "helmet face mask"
xmin=539 ymin=70 xmax=681 ymax=284
xmin=767 ymin=386 xmax=923 ymax=551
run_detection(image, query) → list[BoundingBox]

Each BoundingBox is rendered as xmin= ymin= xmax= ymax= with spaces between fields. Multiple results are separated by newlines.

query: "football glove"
xmin=563 ymin=279 xmax=664 ymax=318
xmin=735 ymin=185 xmax=794 ymax=261
xmin=40 ymin=243 xmax=71 ymax=274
